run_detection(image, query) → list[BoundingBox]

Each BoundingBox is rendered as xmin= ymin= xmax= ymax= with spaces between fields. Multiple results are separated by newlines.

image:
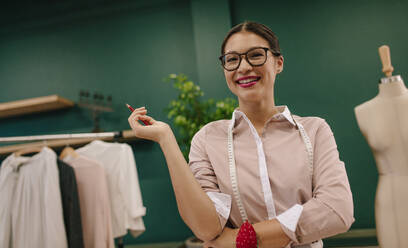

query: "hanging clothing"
xmin=0 ymin=147 xmax=68 ymax=248
xmin=57 ymin=159 xmax=84 ymax=248
xmin=76 ymin=140 xmax=146 ymax=238
xmin=189 ymin=106 xmax=354 ymax=247
xmin=63 ymin=155 xmax=115 ymax=248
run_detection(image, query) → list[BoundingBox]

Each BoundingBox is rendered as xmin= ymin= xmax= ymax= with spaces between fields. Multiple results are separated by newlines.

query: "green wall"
xmin=1 ymin=0 xmax=407 ymax=245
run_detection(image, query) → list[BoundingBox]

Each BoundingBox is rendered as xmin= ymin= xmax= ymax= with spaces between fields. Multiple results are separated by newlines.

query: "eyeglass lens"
xmin=223 ymin=48 xmax=267 ymax=71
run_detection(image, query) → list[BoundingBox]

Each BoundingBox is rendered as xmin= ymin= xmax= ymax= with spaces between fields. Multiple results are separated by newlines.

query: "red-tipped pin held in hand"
xmin=126 ymin=103 xmax=151 ymax=125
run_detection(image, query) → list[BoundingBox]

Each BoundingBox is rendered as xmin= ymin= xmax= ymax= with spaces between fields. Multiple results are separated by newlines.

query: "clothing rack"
xmin=1 ymin=132 xmax=142 ymax=248
xmin=0 ymin=130 xmax=138 ymax=155
xmin=0 ymin=131 xmax=125 ymax=142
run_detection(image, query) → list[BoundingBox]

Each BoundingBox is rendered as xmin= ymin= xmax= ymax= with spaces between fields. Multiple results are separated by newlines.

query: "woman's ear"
xmin=276 ymin=56 xmax=284 ymax=73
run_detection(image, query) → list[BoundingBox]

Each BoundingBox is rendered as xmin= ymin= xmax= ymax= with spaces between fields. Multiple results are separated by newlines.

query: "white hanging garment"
xmin=76 ymin=140 xmax=146 ymax=238
xmin=0 ymin=147 xmax=68 ymax=248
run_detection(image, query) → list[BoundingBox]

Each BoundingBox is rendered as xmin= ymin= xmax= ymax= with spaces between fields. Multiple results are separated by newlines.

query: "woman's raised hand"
xmin=127 ymin=106 xmax=171 ymax=144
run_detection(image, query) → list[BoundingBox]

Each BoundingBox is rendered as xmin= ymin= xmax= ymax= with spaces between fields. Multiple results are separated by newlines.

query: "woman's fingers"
xmin=131 ymin=108 xmax=147 ymax=117
xmin=138 ymin=115 xmax=155 ymax=125
xmin=134 ymin=106 xmax=145 ymax=111
xmin=127 ymin=107 xmax=167 ymax=142
xmin=128 ymin=109 xmax=155 ymax=131
xmin=128 ymin=108 xmax=147 ymax=125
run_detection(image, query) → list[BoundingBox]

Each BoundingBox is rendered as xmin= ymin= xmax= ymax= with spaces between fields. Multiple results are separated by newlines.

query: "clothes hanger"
xmin=59 ymin=143 xmax=79 ymax=160
xmin=14 ymin=146 xmax=44 ymax=157
xmin=14 ymin=140 xmax=47 ymax=157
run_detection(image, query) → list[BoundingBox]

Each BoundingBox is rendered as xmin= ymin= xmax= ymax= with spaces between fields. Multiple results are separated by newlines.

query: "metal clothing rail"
xmin=0 ymin=131 xmax=122 ymax=143
xmin=0 ymin=130 xmax=137 ymax=156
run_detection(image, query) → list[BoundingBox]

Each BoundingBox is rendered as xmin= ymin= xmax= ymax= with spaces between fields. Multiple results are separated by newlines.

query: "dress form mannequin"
xmin=354 ymin=45 xmax=408 ymax=248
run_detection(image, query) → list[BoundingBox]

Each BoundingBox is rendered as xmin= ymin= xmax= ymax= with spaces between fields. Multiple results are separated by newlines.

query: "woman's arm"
xmin=253 ymin=219 xmax=291 ymax=247
xmin=204 ymin=219 xmax=290 ymax=248
xmin=294 ymin=120 xmax=354 ymax=243
xmin=159 ymin=129 xmax=223 ymax=240
xmin=128 ymin=107 xmax=222 ymax=241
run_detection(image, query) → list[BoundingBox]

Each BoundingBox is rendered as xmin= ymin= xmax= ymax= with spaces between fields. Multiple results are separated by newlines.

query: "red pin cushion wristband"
xmin=236 ymin=220 xmax=258 ymax=248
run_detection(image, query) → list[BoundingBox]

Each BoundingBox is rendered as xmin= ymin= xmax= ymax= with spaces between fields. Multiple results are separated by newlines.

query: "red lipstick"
xmin=236 ymin=76 xmax=260 ymax=88
xmin=236 ymin=76 xmax=259 ymax=81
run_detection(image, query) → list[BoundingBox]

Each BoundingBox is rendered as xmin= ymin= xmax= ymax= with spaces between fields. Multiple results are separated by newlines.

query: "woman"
xmin=128 ymin=21 xmax=354 ymax=248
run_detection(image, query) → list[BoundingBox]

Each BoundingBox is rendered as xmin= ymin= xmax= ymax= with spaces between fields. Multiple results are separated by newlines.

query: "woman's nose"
xmin=237 ymin=56 xmax=252 ymax=73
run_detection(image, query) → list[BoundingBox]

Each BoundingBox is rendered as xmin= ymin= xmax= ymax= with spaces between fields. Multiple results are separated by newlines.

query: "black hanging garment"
xmin=57 ymin=159 xmax=85 ymax=248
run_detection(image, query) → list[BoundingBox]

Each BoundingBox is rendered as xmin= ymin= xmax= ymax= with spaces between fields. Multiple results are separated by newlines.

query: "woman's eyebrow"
xmin=224 ymin=46 xmax=262 ymax=54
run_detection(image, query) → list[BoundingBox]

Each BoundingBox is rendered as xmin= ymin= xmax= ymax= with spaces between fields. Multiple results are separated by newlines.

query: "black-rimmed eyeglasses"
xmin=219 ymin=47 xmax=281 ymax=71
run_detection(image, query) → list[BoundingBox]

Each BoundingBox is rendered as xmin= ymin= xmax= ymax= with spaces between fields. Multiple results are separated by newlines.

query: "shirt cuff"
xmin=206 ymin=192 xmax=232 ymax=229
xmin=276 ymin=204 xmax=303 ymax=243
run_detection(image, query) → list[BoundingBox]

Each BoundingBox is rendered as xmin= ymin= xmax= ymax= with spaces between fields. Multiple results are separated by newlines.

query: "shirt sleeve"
xmin=295 ymin=120 xmax=355 ymax=244
xmin=189 ymin=127 xmax=232 ymax=229
xmin=0 ymin=160 xmax=14 ymax=248
xmin=120 ymin=144 xmax=146 ymax=238
xmin=276 ymin=204 xmax=303 ymax=244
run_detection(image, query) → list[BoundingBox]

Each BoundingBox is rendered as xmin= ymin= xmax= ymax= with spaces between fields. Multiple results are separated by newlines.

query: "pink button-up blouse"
xmin=188 ymin=106 xmax=354 ymax=246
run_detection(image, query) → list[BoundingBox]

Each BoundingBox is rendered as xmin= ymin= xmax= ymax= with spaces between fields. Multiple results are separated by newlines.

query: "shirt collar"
xmin=231 ymin=105 xmax=296 ymax=129
xmin=270 ymin=105 xmax=296 ymax=126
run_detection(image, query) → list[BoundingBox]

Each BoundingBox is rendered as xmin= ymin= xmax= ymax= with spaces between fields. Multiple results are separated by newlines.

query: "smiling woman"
xmin=127 ymin=21 xmax=354 ymax=248
xmin=220 ymin=30 xmax=283 ymax=132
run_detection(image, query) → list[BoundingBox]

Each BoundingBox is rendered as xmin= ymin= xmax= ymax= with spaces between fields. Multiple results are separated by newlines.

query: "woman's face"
xmin=223 ymin=31 xmax=283 ymax=105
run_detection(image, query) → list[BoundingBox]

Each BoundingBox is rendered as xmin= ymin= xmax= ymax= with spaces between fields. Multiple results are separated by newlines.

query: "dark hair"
xmin=221 ymin=21 xmax=281 ymax=56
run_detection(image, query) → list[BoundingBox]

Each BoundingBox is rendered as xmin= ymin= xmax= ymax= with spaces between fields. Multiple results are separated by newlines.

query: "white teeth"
xmin=238 ymin=78 xmax=258 ymax=84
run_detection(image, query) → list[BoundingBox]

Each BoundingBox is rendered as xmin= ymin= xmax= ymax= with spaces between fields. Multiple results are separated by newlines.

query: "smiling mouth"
xmin=236 ymin=77 xmax=260 ymax=88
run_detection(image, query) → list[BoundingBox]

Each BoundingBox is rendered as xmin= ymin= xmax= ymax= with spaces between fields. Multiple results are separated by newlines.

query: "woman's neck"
xmin=378 ymin=78 xmax=408 ymax=98
xmin=238 ymin=100 xmax=278 ymax=132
